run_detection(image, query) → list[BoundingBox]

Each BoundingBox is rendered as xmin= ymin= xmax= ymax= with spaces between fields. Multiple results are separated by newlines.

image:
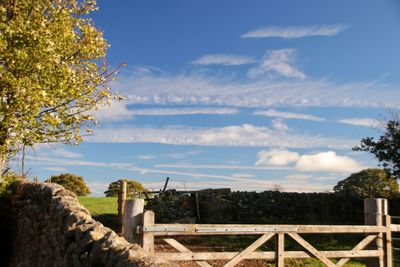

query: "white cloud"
xmin=31 ymin=144 xmax=82 ymax=159
xmin=295 ymin=151 xmax=363 ymax=173
xmin=255 ymin=149 xmax=300 ymax=166
xmin=191 ymin=54 xmax=257 ymax=66
xmin=114 ymin=70 xmax=400 ymax=109
xmin=130 ymin=107 xmax=239 ymax=116
xmin=44 ymin=167 xmax=68 ymax=172
xmin=93 ymin=101 xmax=134 ymax=122
xmin=248 ymin=49 xmax=305 ymax=79
xmin=137 ymin=155 xmax=157 ymax=160
xmin=271 ymin=118 xmax=288 ymax=131
xmin=254 ymin=109 xmax=325 ymax=121
xmin=231 ymin=173 xmax=255 ymax=178
xmin=284 ymin=174 xmax=312 ymax=180
xmin=338 ymin=118 xmax=381 ymax=127
xmin=241 ymin=24 xmax=347 ymax=39
xmin=255 ymin=149 xmax=363 ymax=173
xmin=163 ymin=150 xmax=202 ymax=159
xmin=88 ymin=124 xmax=354 ymax=149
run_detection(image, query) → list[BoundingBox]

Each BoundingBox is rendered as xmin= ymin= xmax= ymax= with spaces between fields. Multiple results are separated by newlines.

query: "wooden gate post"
xmin=364 ymin=198 xmax=388 ymax=267
xmin=142 ymin=210 xmax=155 ymax=254
xmin=118 ymin=180 xmax=127 ymax=231
xmin=122 ymin=199 xmax=145 ymax=244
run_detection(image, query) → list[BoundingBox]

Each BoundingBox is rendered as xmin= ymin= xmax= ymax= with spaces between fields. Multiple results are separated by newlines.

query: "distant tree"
xmin=45 ymin=173 xmax=90 ymax=196
xmin=353 ymin=119 xmax=400 ymax=179
xmin=104 ymin=179 xmax=146 ymax=197
xmin=333 ymin=168 xmax=400 ymax=198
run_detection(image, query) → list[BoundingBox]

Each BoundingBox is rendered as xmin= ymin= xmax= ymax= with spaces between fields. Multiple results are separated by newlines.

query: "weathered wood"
xmin=288 ymin=233 xmax=335 ymax=267
xmin=142 ymin=210 xmax=155 ymax=254
xmin=276 ymin=233 xmax=284 ymax=267
xmin=143 ymin=224 xmax=386 ymax=236
xmin=335 ymin=235 xmax=377 ymax=267
xmin=364 ymin=198 xmax=388 ymax=267
xmin=118 ymin=180 xmax=127 ymax=230
xmin=391 ymin=224 xmax=400 ymax=231
xmin=386 ymin=216 xmax=393 ymax=267
xmin=164 ymin=238 xmax=212 ymax=267
xmin=224 ymin=233 xmax=275 ymax=267
xmin=155 ymin=250 xmax=381 ymax=261
xmin=122 ymin=199 xmax=144 ymax=244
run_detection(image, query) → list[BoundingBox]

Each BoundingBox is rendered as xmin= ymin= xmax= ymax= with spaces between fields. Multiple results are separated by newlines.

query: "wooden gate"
xmin=121 ymin=196 xmax=400 ymax=267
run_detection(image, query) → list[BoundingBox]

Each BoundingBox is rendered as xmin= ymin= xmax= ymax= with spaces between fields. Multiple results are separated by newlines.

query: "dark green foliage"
xmin=334 ymin=168 xmax=400 ymax=199
xmin=0 ymin=172 xmax=19 ymax=267
xmin=353 ymin=120 xmax=400 ymax=179
xmin=45 ymin=173 xmax=90 ymax=196
xmin=104 ymin=179 xmax=146 ymax=197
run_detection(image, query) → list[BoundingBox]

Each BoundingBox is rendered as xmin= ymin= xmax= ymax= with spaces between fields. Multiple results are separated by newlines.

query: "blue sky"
xmin=20 ymin=0 xmax=400 ymax=195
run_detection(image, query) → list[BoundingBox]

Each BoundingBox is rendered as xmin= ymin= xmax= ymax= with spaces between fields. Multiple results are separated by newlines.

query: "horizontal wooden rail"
xmin=155 ymin=250 xmax=382 ymax=261
xmin=143 ymin=224 xmax=387 ymax=236
xmin=391 ymin=224 xmax=400 ymax=231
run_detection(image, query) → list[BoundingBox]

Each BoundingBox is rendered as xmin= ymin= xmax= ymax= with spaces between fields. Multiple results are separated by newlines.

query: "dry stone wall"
xmin=146 ymin=189 xmax=400 ymax=225
xmin=9 ymin=181 xmax=173 ymax=267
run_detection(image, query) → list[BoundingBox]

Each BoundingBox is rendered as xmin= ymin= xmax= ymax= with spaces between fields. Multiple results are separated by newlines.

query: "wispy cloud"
xmin=256 ymin=149 xmax=300 ymax=166
xmin=93 ymin=101 xmax=134 ymax=122
xmin=271 ymin=118 xmax=288 ymax=131
xmin=248 ymin=49 xmax=306 ymax=79
xmin=254 ymin=109 xmax=325 ymax=121
xmin=115 ymin=72 xmax=400 ymax=109
xmin=191 ymin=54 xmax=257 ymax=66
xmin=338 ymin=118 xmax=381 ymax=128
xmin=129 ymin=107 xmax=239 ymax=116
xmin=155 ymin=163 xmax=291 ymax=171
xmin=241 ymin=24 xmax=347 ymax=39
xmin=88 ymin=124 xmax=354 ymax=148
xmin=44 ymin=167 xmax=68 ymax=172
xmin=29 ymin=155 xmax=334 ymax=193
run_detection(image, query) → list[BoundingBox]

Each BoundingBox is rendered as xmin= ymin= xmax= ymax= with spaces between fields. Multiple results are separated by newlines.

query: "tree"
xmin=104 ymin=179 xmax=146 ymax=197
xmin=45 ymin=173 xmax=90 ymax=196
xmin=353 ymin=120 xmax=400 ymax=179
xmin=0 ymin=0 xmax=122 ymax=174
xmin=333 ymin=168 xmax=400 ymax=199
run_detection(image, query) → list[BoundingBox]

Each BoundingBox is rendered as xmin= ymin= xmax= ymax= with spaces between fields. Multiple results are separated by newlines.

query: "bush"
xmin=334 ymin=168 xmax=400 ymax=199
xmin=45 ymin=173 xmax=90 ymax=196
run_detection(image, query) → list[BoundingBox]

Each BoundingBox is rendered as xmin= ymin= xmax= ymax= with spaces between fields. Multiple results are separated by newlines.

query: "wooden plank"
xmin=122 ymin=199 xmax=144 ymax=244
xmin=276 ymin=233 xmax=284 ymax=267
xmin=391 ymin=224 xmax=400 ymax=232
xmin=145 ymin=224 xmax=385 ymax=236
xmin=335 ymin=235 xmax=377 ymax=267
xmin=288 ymin=233 xmax=335 ymax=267
xmin=224 ymin=233 xmax=275 ymax=267
xmin=155 ymin=250 xmax=381 ymax=261
xmin=164 ymin=238 xmax=212 ymax=267
xmin=142 ymin=210 xmax=155 ymax=254
xmin=118 ymin=180 xmax=127 ymax=231
xmin=386 ymin=216 xmax=393 ymax=267
xmin=364 ymin=198 xmax=387 ymax=267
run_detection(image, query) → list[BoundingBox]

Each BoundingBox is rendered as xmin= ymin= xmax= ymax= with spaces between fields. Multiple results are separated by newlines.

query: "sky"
xmin=19 ymin=0 xmax=400 ymax=195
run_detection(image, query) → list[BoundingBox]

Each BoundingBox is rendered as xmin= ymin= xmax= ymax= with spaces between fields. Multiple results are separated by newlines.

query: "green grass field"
xmin=78 ymin=196 xmax=120 ymax=231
